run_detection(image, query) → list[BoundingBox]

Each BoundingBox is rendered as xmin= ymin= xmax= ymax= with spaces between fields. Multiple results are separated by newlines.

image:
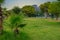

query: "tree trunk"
xmin=44 ymin=7 xmax=49 ymax=19
xmin=56 ymin=16 xmax=58 ymax=20
xmin=0 ymin=4 xmax=3 ymax=34
xmin=51 ymin=14 xmax=54 ymax=19
xmin=55 ymin=13 xmax=59 ymax=20
xmin=44 ymin=12 xmax=49 ymax=19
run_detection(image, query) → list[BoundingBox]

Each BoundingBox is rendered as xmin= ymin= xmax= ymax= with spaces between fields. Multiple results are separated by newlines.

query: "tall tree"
xmin=39 ymin=2 xmax=50 ymax=18
xmin=22 ymin=5 xmax=35 ymax=17
xmin=44 ymin=2 xmax=50 ymax=18
xmin=0 ymin=0 xmax=4 ymax=34
xmin=48 ymin=2 xmax=60 ymax=20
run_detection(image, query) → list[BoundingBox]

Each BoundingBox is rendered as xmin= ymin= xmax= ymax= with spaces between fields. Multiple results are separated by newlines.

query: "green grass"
xmin=1 ymin=18 xmax=60 ymax=40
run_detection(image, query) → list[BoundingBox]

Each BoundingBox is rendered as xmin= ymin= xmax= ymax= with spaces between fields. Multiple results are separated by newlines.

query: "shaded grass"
xmin=0 ymin=31 xmax=30 ymax=40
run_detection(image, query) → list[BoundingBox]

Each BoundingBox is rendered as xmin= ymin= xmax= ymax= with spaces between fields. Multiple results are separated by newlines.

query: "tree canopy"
xmin=48 ymin=2 xmax=60 ymax=20
xmin=39 ymin=2 xmax=50 ymax=13
xmin=22 ymin=5 xmax=35 ymax=14
xmin=12 ymin=6 xmax=21 ymax=14
xmin=0 ymin=0 xmax=4 ymax=4
xmin=22 ymin=5 xmax=36 ymax=17
xmin=48 ymin=2 xmax=60 ymax=14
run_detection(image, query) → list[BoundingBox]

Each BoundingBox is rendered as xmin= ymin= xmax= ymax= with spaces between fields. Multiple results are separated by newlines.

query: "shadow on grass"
xmin=19 ymin=31 xmax=31 ymax=40
xmin=0 ymin=31 xmax=31 ymax=40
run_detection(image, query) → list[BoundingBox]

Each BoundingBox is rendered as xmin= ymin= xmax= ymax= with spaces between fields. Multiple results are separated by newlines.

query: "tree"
xmin=39 ymin=4 xmax=45 ymax=13
xmin=39 ymin=4 xmax=45 ymax=17
xmin=12 ymin=6 xmax=21 ymax=14
xmin=4 ymin=13 xmax=24 ymax=34
xmin=39 ymin=2 xmax=51 ymax=18
xmin=0 ymin=0 xmax=4 ymax=3
xmin=0 ymin=0 xmax=4 ymax=34
xmin=22 ymin=5 xmax=35 ymax=17
xmin=48 ymin=2 xmax=60 ymax=20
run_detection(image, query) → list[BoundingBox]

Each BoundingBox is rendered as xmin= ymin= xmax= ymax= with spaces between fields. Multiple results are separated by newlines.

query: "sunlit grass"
xmin=1 ymin=18 xmax=60 ymax=40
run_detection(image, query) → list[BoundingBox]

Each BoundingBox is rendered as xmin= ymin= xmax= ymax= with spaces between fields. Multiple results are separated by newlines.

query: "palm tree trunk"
xmin=14 ymin=27 xmax=19 ymax=35
xmin=0 ymin=4 xmax=3 ymax=34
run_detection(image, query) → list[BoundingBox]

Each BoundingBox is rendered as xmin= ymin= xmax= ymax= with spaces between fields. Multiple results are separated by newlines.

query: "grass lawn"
xmin=0 ymin=18 xmax=60 ymax=40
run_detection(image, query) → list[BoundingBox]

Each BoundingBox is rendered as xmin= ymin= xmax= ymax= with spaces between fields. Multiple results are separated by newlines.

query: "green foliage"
xmin=39 ymin=4 xmax=45 ymax=13
xmin=12 ymin=6 xmax=21 ymax=14
xmin=2 ymin=8 xmax=7 ymax=15
xmin=0 ymin=0 xmax=4 ymax=3
xmin=39 ymin=2 xmax=50 ymax=13
xmin=58 ymin=0 xmax=60 ymax=1
xmin=22 ymin=6 xmax=35 ymax=16
xmin=48 ymin=2 xmax=60 ymax=13
xmin=22 ymin=6 xmax=35 ymax=13
xmin=44 ymin=2 xmax=51 ymax=8
xmin=4 ymin=12 xmax=24 ymax=28
xmin=48 ymin=2 xmax=60 ymax=18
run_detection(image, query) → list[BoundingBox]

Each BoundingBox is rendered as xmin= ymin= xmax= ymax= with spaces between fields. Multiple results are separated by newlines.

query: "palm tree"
xmin=0 ymin=0 xmax=4 ymax=34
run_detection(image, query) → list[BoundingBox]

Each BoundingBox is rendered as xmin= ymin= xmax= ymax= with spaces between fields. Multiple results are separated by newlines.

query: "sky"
xmin=2 ymin=0 xmax=57 ymax=9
